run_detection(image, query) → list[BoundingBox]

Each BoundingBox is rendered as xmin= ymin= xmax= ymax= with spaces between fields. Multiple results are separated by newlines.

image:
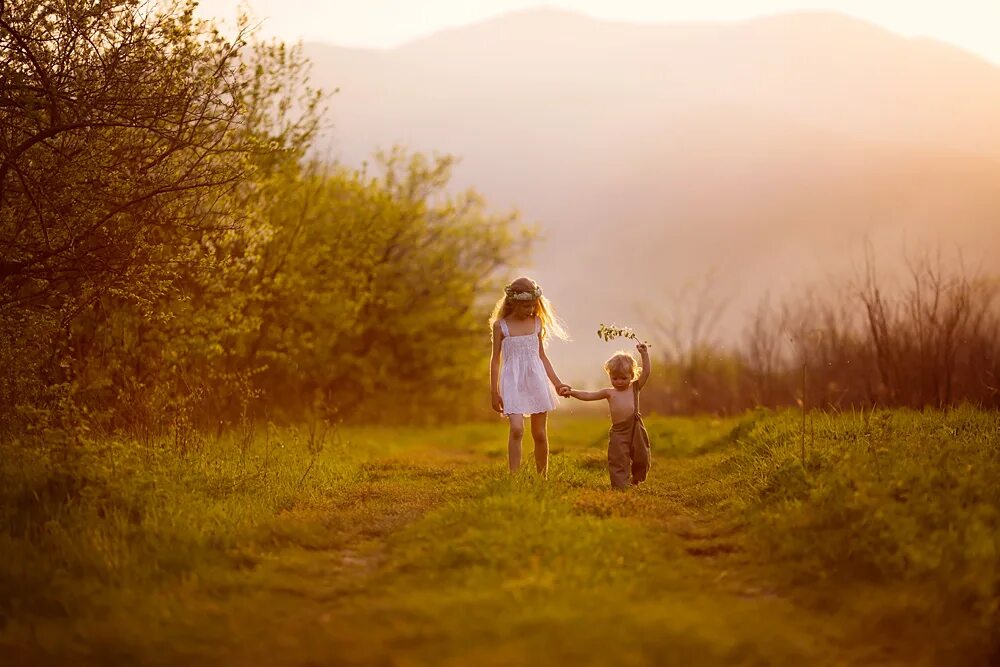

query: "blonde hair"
xmin=604 ymin=351 xmax=639 ymax=380
xmin=488 ymin=276 xmax=568 ymax=343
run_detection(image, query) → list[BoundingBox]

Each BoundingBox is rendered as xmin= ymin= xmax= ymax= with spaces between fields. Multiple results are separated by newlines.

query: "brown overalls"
xmin=607 ymin=383 xmax=651 ymax=489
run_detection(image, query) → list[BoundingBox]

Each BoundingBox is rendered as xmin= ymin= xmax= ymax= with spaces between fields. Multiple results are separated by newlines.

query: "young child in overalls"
xmin=562 ymin=343 xmax=651 ymax=488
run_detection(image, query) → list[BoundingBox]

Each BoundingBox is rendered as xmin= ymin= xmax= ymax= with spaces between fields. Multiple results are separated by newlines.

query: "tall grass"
xmin=664 ymin=407 xmax=1000 ymax=650
xmin=2 ymin=409 xmax=998 ymax=664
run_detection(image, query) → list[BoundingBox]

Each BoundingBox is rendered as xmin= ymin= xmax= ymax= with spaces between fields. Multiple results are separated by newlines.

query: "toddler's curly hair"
xmin=604 ymin=351 xmax=639 ymax=380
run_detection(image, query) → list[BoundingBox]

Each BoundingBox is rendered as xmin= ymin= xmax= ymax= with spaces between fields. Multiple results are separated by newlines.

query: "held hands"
xmin=557 ymin=384 xmax=573 ymax=397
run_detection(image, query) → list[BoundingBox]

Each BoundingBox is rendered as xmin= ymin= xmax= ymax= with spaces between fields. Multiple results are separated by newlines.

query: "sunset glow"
xmin=192 ymin=0 xmax=1000 ymax=64
xmin=5 ymin=1 xmax=1000 ymax=662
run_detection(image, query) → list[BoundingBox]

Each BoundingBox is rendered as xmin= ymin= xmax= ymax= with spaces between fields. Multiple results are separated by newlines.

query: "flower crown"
xmin=505 ymin=284 xmax=542 ymax=301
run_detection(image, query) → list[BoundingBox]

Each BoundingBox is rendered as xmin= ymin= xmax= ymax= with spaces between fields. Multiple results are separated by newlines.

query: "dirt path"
xmin=187 ymin=450 xmax=918 ymax=665
xmin=10 ymin=429 xmax=926 ymax=666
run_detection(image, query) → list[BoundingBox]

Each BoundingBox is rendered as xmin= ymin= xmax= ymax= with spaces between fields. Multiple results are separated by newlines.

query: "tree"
xmin=237 ymin=149 xmax=532 ymax=422
xmin=0 ymin=0 xmax=307 ymax=312
xmin=0 ymin=0 xmax=321 ymax=433
xmin=0 ymin=0 xmax=532 ymax=435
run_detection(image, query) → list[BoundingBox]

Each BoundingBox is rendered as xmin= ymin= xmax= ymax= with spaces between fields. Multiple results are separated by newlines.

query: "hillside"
xmin=303 ymin=9 xmax=1000 ymax=379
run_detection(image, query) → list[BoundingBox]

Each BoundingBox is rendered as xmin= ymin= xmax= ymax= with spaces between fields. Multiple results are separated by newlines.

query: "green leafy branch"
xmin=597 ymin=323 xmax=651 ymax=347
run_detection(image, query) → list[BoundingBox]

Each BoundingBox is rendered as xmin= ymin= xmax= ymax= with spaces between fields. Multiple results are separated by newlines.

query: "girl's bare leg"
xmin=530 ymin=412 xmax=549 ymax=477
xmin=507 ymin=414 xmax=525 ymax=473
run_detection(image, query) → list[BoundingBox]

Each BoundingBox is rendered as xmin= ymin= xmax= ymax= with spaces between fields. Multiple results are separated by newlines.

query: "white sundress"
xmin=498 ymin=316 xmax=559 ymax=416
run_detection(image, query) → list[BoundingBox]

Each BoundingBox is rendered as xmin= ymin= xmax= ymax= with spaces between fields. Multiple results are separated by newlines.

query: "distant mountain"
xmin=302 ymin=9 xmax=1000 ymax=380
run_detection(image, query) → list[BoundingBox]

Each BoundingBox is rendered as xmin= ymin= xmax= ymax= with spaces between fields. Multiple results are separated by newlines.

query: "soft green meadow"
xmin=2 ymin=409 xmax=998 ymax=666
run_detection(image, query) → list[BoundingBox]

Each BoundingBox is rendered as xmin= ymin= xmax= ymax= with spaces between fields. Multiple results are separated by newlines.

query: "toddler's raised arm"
xmin=636 ymin=342 xmax=651 ymax=390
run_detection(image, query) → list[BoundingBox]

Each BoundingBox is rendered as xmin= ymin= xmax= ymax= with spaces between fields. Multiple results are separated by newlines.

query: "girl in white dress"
xmin=489 ymin=277 xmax=569 ymax=476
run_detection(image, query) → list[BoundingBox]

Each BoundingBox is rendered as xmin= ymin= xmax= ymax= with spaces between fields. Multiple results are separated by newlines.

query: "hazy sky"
xmin=191 ymin=0 xmax=1000 ymax=64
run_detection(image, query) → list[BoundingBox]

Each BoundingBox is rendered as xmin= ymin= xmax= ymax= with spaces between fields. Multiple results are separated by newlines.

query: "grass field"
xmin=2 ymin=409 xmax=998 ymax=665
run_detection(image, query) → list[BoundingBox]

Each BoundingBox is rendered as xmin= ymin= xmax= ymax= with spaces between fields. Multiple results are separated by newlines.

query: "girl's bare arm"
xmin=490 ymin=321 xmax=504 ymax=412
xmin=538 ymin=334 xmax=566 ymax=389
